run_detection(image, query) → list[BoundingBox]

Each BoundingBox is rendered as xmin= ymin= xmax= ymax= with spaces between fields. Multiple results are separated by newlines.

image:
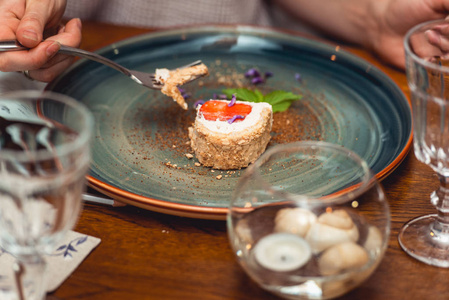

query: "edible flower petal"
xmin=245 ymin=68 xmax=260 ymax=78
xmin=227 ymin=94 xmax=236 ymax=107
xmin=251 ymin=77 xmax=264 ymax=85
xmin=194 ymin=100 xmax=205 ymax=108
xmin=213 ymin=93 xmax=227 ymax=99
xmin=227 ymin=115 xmax=245 ymax=124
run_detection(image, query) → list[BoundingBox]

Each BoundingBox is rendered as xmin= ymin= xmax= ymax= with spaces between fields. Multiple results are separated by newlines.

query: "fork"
xmin=0 ymin=40 xmax=203 ymax=90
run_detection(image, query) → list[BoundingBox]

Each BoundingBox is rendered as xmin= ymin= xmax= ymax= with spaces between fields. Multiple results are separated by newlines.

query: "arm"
xmin=0 ymin=0 xmax=81 ymax=82
xmin=275 ymin=0 xmax=449 ymax=69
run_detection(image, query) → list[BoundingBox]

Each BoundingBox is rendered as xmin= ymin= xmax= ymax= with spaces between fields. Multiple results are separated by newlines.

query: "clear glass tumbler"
xmin=0 ymin=90 xmax=94 ymax=300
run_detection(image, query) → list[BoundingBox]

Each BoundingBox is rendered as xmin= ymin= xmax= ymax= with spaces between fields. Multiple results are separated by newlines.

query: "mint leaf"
xmin=272 ymin=99 xmax=298 ymax=112
xmin=254 ymin=89 xmax=264 ymax=102
xmin=222 ymin=88 xmax=262 ymax=102
xmin=264 ymin=90 xmax=302 ymax=105
xmin=222 ymin=88 xmax=301 ymax=113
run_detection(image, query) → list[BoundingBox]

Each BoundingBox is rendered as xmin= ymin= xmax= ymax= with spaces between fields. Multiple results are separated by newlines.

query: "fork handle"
xmin=0 ymin=40 xmax=134 ymax=78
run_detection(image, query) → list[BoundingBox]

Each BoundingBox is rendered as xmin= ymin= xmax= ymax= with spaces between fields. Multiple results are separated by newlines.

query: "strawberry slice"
xmin=200 ymin=100 xmax=252 ymax=122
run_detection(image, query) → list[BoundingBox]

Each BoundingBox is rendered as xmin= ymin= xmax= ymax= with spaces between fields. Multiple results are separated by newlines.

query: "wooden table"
xmin=51 ymin=21 xmax=449 ymax=300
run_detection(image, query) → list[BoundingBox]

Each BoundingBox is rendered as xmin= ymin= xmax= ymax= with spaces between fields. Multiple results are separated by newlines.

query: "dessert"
xmin=189 ymin=99 xmax=273 ymax=170
xmin=155 ymin=63 xmax=209 ymax=110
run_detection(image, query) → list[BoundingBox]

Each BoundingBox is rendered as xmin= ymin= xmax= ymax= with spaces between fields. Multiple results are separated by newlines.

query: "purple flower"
xmin=178 ymin=87 xmax=190 ymax=98
xmin=251 ymin=76 xmax=264 ymax=85
xmin=295 ymin=73 xmax=302 ymax=82
xmin=245 ymin=68 xmax=260 ymax=78
xmin=194 ymin=100 xmax=205 ymax=108
xmin=227 ymin=94 xmax=236 ymax=107
xmin=264 ymin=71 xmax=273 ymax=78
xmin=227 ymin=115 xmax=245 ymax=124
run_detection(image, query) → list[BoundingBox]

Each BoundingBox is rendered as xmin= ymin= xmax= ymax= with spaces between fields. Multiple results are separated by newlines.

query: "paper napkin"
xmin=0 ymin=230 xmax=101 ymax=293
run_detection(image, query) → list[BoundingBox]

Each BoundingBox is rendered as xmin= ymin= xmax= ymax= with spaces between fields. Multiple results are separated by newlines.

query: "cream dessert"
xmin=189 ymin=99 xmax=273 ymax=170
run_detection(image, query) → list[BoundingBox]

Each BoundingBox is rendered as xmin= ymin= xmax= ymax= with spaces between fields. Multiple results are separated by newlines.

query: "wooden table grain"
xmin=51 ymin=21 xmax=449 ymax=300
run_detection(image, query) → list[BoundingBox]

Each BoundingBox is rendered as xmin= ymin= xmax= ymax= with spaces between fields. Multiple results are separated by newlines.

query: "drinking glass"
xmin=0 ymin=90 xmax=94 ymax=300
xmin=399 ymin=19 xmax=449 ymax=267
xmin=227 ymin=141 xmax=390 ymax=299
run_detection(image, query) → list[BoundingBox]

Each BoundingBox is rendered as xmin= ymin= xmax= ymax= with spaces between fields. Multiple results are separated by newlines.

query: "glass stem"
xmin=430 ymin=175 xmax=449 ymax=241
xmin=13 ymin=255 xmax=46 ymax=300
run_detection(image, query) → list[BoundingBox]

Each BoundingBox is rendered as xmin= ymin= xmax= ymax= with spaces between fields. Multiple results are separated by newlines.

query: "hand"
xmin=275 ymin=0 xmax=449 ymax=69
xmin=367 ymin=0 xmax=449 ymax=69
xmin=0 ymin=0 xmax=82 ymax=82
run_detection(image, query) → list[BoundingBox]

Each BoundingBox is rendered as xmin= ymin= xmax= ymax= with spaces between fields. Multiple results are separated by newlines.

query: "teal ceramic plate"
xmin=46 ymin=25 xmax=412 ymax=220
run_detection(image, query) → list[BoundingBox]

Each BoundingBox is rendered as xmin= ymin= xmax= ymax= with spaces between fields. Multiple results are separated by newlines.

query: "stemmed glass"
xmin=0 ymin=91 xmax=93 ymax=300
xmin=227 ymin=141 xmax=390 ymax=299
xmin=398 ymin=19 xmax=449 ymax=267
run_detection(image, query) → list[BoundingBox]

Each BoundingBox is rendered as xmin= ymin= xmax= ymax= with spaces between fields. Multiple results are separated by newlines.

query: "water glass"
xmin=0 ymin=90 xmax=93 ymax=300
xmin=399 ymin=19 xmax=449 ymax=267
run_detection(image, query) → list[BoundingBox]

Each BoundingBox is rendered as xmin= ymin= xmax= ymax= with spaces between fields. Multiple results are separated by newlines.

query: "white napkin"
xmin=0 ymin=231 xmax=101 ymax=293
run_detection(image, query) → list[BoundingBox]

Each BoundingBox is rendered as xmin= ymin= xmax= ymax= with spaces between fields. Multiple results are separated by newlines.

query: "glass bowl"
xmin=227 ymin=141 xmax=390 ymax=299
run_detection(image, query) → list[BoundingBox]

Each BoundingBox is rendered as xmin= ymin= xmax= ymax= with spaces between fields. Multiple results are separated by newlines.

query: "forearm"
xmin=274 ymin=0 xmax=384 ymax=48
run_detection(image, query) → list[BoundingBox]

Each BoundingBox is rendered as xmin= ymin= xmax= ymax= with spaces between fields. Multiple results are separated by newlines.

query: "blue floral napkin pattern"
xmin=0 ymin=231 xmax=101 ymax=292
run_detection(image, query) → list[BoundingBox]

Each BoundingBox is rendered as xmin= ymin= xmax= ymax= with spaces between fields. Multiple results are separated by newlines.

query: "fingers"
xmin=47 ymin=17 xmax=82 ymax=48
xmin=16 ymin=0 xmax=53 ymax=48
xmin=29 ymin=17 xmax=82 ymax=81
xmin=0 ymin=40 xmax=61 ymax=72
xmin=424 ymin=21 xmax=449 ymax=52
xmin=27 ymin=17 xmax=82 ymax=82
xmin=0 ymin=0 xmax=74 ymax=82
xmin=0 ymin=17 xmax=82 ymax=82
xmin=27 ymin=55 xmax=74 ymax=82
xmin=425 ymin=28 xmax=449 ymax=52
